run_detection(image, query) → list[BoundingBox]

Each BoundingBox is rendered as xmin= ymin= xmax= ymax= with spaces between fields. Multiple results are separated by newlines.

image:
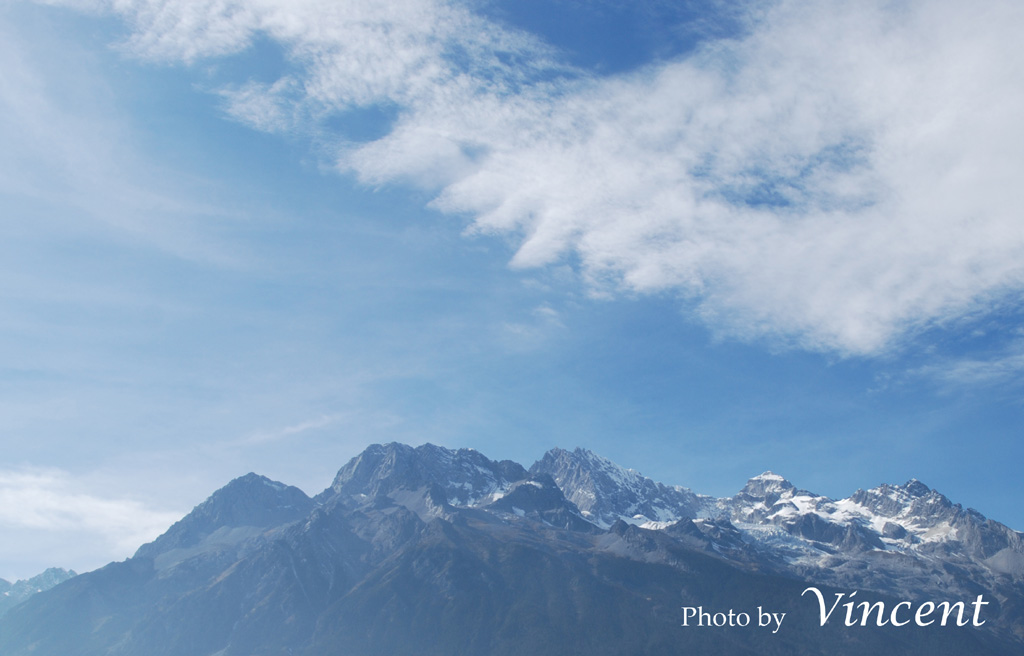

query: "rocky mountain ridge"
xmin=0 ymin=568 xmax=77 ymax=618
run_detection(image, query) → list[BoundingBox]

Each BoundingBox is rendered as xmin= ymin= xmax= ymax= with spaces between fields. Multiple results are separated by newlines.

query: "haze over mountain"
xmin=0 ymin=443 xmax=1020 ymax=655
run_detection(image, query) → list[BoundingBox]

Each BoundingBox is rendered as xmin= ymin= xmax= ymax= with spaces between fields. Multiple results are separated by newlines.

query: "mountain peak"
xmin=738 ymin=471 xmax=795 ymax=501
xmin=900 ymin=478 xmax=931 ymax=497
xmin=135 ymin=473 xmax=313 ymax=560
xmin=325 ymin=442 xmax=528 ymax=508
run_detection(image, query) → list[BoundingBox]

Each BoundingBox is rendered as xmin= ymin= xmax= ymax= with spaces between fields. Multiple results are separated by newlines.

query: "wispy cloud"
xmin=913 ymin=341 xmax=1024 ymax=390
xmin=33 ymin=0 xmax=1024 ymax=358
xmin=237 ymin=413 xmax=342 ymax=445
xmin=500 ymin=303 xmax=567 ymax=351
xmin=0 ymin=9 xmax=247 ymax=266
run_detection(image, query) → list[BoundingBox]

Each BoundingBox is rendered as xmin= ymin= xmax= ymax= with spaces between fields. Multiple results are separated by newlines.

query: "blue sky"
xmin=1 ymin=0 xmax=1023 ymax=579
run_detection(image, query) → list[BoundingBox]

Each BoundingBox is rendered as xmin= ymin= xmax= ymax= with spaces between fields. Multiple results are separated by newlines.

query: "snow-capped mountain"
xmin=1 ymin=443 xmax=1020 ymax=656
xmin=535 ymin=446 xmax=1022 ymax=573
xmin=536 ymin=447 xmax=1024 ymax=645
xmin=530 ymin=447 xmax=711 ymax=527
xmin=724 ymin=471 xmax=1024 ymax=571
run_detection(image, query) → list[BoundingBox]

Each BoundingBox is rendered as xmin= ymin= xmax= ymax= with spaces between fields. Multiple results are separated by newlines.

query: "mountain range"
xmin=0 ymin=443 xmax=1020 ymax=655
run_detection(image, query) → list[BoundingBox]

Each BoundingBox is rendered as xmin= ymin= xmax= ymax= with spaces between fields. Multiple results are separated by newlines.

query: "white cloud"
xmin=35 ymin=0 xmax=1024 ymax=356
xmin=0 ymin=467 xmax=182 ymax=555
